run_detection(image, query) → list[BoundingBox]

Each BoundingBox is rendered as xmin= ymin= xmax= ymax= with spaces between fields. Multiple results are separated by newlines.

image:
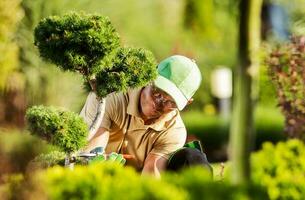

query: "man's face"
xmin=139 ymin=84 xmax=177 ymax=120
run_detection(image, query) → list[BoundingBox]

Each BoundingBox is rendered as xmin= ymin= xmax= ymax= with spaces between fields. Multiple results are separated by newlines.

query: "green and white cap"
xmin=154 ymin=55 xmax=202 ymax=110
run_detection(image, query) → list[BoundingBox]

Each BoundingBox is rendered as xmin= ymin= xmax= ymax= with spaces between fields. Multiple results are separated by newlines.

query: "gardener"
xmin=80 ymin=55 xmax=212 ymax=177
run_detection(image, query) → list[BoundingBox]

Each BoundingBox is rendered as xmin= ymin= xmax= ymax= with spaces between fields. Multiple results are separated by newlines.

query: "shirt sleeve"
xmin=79 ymin=92 xmax=112 ymax=131
xmin=150 ymin=118 xmax=187 ymax=159
xmin=79 ymin=92 xmax=99 ymax=126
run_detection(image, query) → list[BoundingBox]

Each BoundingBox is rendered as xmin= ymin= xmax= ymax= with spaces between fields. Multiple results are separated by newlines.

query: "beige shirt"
xmin=80 ymin=88 xmax=186 ymax=170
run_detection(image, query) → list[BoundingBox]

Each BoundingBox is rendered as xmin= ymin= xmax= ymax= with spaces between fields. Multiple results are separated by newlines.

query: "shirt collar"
xmin=126 ymin=87 xmax=178 ymax=131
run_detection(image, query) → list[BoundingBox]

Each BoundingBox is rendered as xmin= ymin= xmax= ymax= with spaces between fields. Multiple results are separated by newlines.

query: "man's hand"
xmin=107 ymin=152 xmax=126 ymax=164
xmin=89 ymin=152 xmax=126 ymax=165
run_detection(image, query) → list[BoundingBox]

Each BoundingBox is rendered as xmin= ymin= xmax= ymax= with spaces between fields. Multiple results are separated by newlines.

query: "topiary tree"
xmin=33 ymin=12 xmax=158 ymax=140
xmin=26 ymin=105 xmax=88 ymax=165
xmin=266 ymin=35 xmax=305 ymax=140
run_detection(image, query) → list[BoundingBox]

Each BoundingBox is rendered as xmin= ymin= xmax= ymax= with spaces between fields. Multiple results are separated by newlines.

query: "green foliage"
xmin=95 ymin=47 xmax=157 ymax=97
xmin=251 ymin=139 xmax=305 ymax=200
xmin=164 ymin=167 xmax=267 ymax=200
xmin=266 ymin=35 xmax=305 ymax=139
xmin=181 ymin=107 xmax=285 ymax=161
xmin=32 ymin=163 xmax=186 ymax=200
xmin=258 ymin=52 xmax=278 ymax=106
xmin=34 ymin=12 xmax=120 ymax=77
xmin=21 ymin=163 xmax=267 ymax=200
xmin=0 ymin=0 xmax=23 ymax=90
xmin=32 ymin=151 xmax=66 ymax=168
xmin=25 ymin=105 xmax=88 ymax=153
xmin=34 ymin=12 xmax=158 ymax=100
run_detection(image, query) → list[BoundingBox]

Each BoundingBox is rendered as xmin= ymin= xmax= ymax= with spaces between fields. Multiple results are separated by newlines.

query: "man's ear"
xmin=186 ymin=98 xmax=193 ymax=105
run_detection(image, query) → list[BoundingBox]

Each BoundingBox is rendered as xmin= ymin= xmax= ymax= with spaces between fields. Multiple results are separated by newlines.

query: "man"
xmin=80 ymin=55 xmax=209 ymax=177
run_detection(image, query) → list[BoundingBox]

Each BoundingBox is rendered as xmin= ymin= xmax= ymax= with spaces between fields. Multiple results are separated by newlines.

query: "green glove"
xmin=89 ymin=152 xmax=126 ymax=165
xmin=89 ymin=154 xmax=106 ymax=164
xmin=107 ymin=152 xmax=126 ymax=165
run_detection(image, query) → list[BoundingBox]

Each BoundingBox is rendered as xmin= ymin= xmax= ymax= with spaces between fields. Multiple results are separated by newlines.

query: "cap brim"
xmin=154 ymin=75 xmax=188 ymax=111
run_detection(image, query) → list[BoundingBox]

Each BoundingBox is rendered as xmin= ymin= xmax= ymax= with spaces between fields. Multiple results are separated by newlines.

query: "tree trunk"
xmin=229 ymin=0 xmax=262 ymax=184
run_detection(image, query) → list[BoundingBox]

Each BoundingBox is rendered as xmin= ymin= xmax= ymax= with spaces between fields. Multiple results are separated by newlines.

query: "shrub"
xmin=30 ymin=163 xmax=186 ymax=200
xmin=34 ymin=12 xmax=157 ymax=98
xmin=266 ymin=35 xmax=305 ymax=139
xmin=25 ymin=105 xmax=88 ymax=154
xmin=163 ymin=167 xmax=267 ymax=200
xmin=34 ymin=12 xmax=120 ymax=76
xmin=2 ymin=160 xmax=268 ymax=200
xmin=32 ymin=151 xmax=66 ymax=168
xmin=251 ymin=139 xmax=305 ymax=200
xmin=95 ymin=47 xmax=158 ymax=97
xmin=21 ymin=163 xmax=268 ymax=200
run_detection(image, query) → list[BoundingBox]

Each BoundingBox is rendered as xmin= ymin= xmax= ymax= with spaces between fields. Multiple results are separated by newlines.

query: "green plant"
xmin=20 ymin=163 xmax=268 ymax=200
xmin=32 ymin=151 xmax=66 ymax=168
xmin=34 ymin=12 xmax=157 ymax=97
xmin=266 ymin=35 xmax=305 ymax=139
xmin=34 ymin=12 xmax=120 ymax=77
xmin=34 ymin=12 xmax=157 ymax=138
xmin=31 ymin=163 xmax=186 ymax=200
xmin=25 ymin=105 xmax=88 ymax=154
xmin=251 ymin=139 xmax=305 ymax=200
xmin=163 ymin=166 xmax=267 ymax=200
xmin=95 ymin=47 xmax=157 ymax=98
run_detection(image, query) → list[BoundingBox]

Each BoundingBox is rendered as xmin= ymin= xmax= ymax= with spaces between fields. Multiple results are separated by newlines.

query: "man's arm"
xmin=83 ymin=127 xmax=109 ymax=152
xmin=142 ymin=154 xmax=168 ymax=178
xmin=80 ymin=92 xmax=111 ymax=152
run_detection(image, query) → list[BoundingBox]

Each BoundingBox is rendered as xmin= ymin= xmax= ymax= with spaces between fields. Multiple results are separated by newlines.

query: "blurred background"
xmin=0 ymin=0 xmax=304 ymax=163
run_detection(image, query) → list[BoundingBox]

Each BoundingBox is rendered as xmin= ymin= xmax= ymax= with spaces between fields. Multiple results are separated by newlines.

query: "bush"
xmin=34 ymin=12 xmax=120 ymax=75
xmin=25 ymin=105 xmax=88 ymax=154
xmin=266 ymin=35 xmax=305 ymax=139
xmin=251 ymin=139 xmax=305 ymax=200
xmin=95 ymin=47 xmax=157 ymax=97
xmin=164 ymin=167 xmax=267 ymax=200
xmin=34 ymin=12 xmax=158 ymax=99
xmin=30 ymin=163 xmax=186 ymax=200
xmin=32 ymin=151 xmax=66 ymax=168
xmin=22 ymin=164 xmax=267 ymax=200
